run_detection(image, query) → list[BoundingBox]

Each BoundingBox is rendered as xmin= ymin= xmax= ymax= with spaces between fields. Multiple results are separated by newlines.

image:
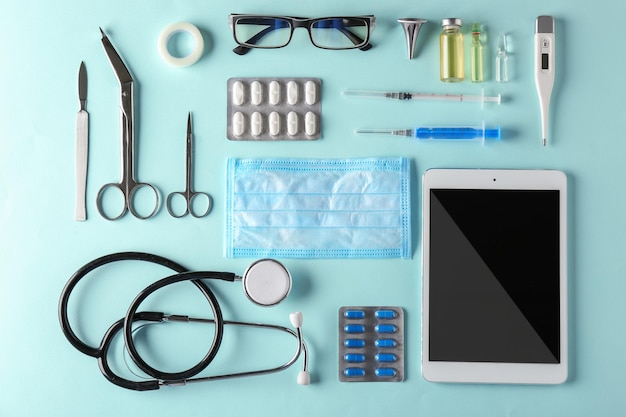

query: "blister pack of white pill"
xmin=227 ymin=77 xmax=322 ymax=141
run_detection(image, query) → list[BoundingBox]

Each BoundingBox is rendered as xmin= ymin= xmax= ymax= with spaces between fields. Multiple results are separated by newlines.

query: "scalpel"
xmin=75 ymin=61 xmax=89 ymax=221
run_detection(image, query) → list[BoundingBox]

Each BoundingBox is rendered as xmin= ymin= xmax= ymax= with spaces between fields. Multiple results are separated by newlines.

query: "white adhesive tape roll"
xmin=158 ymin=22 xmax=204 ymax=67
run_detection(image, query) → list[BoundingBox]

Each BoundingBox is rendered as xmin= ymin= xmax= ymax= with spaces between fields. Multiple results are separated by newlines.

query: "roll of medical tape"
xmin=158 ymin=22 xmax=204 ymax=67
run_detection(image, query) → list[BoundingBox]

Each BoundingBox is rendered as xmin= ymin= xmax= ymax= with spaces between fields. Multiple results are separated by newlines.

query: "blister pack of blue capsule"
xmin=227 ymin=77 xmax=322 ymax=141
xmin=339 ymin=306 xmax=404 ymax=382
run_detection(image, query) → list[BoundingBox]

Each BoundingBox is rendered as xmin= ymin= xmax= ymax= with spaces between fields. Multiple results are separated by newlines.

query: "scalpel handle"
xmin=75 ymin=110 xmax=89 ymax=221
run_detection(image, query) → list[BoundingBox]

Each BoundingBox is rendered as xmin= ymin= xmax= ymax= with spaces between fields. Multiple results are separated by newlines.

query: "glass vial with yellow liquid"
xmin=440 ymin=18 xmax=464 ymax=82
xmin=470 ymin=23 xmax=484 ymax=82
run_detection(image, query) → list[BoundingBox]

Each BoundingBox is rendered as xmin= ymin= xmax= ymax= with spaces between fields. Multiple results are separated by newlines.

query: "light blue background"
xmin=1 ymin=0 xmax=625 ymax=415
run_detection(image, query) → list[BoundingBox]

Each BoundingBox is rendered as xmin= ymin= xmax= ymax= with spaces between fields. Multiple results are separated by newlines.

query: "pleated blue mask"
xmin=225 ymin=157 xmax=411 ymax=258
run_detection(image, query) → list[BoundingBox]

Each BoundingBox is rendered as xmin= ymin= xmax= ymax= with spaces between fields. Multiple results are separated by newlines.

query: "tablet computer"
xmin=421 ymin=169 xmax=567 ymax=384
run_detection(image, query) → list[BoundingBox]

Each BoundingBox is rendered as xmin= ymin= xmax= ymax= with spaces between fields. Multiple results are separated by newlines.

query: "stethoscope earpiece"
xmin=59 ymin=252 xmax=309 ymax=390
xmin=289 ymin=311 xmax=310 ymax=385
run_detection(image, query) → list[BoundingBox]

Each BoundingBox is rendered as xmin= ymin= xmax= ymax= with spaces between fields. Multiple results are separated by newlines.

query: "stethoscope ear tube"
xmin=59 ymin=252 xmax=309 ymax=390
xmin=58 ymin=252 xmax=188 ymax=358
xmin=98 ymin=315 xmax=162 ymax=391
xmin=123 ymin=271 xmax=231 ymax=382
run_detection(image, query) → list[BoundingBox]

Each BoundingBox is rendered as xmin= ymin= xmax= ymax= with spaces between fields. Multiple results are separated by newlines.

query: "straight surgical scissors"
xmin=166 ymin=113 xmax=212 ymax=218
xmin=96 ymin=28 xmax=159 ymax=220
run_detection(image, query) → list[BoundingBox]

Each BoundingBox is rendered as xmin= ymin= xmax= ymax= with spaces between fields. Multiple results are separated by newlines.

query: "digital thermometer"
xmin=534 ymin=16 xmax=555 ymax=146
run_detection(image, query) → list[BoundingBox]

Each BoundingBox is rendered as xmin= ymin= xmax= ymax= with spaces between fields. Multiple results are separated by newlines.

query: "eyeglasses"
xmin=229 ymin=14 xmax=376 ymax=55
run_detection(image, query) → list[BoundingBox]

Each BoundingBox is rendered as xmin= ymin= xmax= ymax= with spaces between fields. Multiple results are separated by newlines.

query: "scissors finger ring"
xmin=166 ymin=191 xmax=211 ymax=218
xmin=167 ymin=112 xmax=212 ymax=219
xmin=127 ymin=183 xmax=160 ymax=219
xmin=96 ymin=183 xmax=127 ymax=220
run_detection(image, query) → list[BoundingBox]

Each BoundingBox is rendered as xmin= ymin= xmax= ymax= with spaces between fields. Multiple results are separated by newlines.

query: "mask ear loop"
xmin=241 ymin=259 xmax=292 ymax=306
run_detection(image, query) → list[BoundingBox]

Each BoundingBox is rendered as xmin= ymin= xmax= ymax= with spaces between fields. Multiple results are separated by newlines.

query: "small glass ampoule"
xmin=496 ymin=33 xmax=509 ymax=83
xmin=440 ymin=18 xmax=464 ymax=82
xmin=470 ymin=23 xmax=484 ymax=82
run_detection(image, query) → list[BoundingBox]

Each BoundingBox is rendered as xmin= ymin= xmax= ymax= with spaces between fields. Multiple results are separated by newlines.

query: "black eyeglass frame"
xmin=228 ymin=14 xmax=376 ymax=55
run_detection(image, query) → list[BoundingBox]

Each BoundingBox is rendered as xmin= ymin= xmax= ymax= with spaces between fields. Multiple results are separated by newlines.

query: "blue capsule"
xmin=375 ymin=368 xmax=397 ymax=378
xmin=344 ymin=353 xmax=366 ymax=363
xmin=375 ymin=309 xmax=397 ymax=319
xmin=344 ymin=324 xmax=365 ymax=334
xmin=343 ymin=368 xmax=366 ymax=378
xmin=375 ymin=339 xmax=397 ymax=348
xmin=344 ymin=310 xmax=365 ymax=319
xmin=345 ymin=339 xmax=366 ymax=348
xmin=375 ymin=353 xmax=397 ymax=363
xmin=375 ymin=324 xmax=397 ymax=334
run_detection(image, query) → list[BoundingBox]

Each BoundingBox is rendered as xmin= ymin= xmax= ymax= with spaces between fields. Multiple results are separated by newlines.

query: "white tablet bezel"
xmin=421 ymin=169 xmax=568 ymax=384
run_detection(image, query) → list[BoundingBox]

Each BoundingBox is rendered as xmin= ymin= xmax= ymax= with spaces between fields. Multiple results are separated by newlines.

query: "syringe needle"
xmin=356 ymin=129 xmax=413 ymax=136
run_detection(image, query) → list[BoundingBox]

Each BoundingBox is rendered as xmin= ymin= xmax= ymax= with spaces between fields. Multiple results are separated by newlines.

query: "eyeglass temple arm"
xmin=233 ymin=25 xmax=276 ymax=55
xmin=232 ymin=21 xmax=372 ymax=55
xmin=336 ymin=26 xmax=373 ymax=51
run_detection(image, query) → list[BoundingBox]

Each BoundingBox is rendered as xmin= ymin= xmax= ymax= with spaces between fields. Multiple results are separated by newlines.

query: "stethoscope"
xmin=58 ymin=252 xmax=310 ymax=391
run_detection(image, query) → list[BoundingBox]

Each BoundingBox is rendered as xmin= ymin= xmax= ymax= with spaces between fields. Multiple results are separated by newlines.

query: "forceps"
xmin=96 ymin=28 xmax=159 ymax=220
xmin=166 ymin=113 xmax=212 ymax=218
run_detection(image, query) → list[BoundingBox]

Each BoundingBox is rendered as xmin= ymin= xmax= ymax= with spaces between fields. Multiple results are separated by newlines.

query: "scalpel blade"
xmin=75 ymin=61 xmax=89 ymax=221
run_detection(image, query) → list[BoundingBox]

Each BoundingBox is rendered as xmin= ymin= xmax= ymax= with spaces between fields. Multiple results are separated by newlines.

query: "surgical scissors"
xmin=96 ymin=28 xmax=159 ymax=220
xmin=166 ymin=113 xmax=212 ymax=218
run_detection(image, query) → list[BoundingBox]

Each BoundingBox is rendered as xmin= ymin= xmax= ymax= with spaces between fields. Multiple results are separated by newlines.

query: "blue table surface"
xmin=2 ymin=0 xmax=626 ymax=415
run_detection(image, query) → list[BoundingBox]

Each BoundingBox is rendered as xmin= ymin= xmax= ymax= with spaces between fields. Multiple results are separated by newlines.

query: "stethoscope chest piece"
xmin=242 ymin=259 xmax=292 ymax=306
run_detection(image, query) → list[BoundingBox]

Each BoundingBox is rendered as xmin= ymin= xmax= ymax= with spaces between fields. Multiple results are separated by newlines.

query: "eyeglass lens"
xmin=234 ymin=17 xmax=369 ymax=50
xmin=311 ymin=18 xmax=369 ymax=49
xmin=234 ymin=17 xmax=292 ymax=48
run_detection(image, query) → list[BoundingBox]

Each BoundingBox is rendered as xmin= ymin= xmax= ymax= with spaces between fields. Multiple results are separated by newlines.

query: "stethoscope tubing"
xmin=123 ymin=270 xmax=235 ymax=381
xmin=156 ymin=319 xmax=307 ymax=387
xmin=58 ymin=252 xmax=188 ymax=358
xmin=59 ymin=252 xmax=308 ymax=391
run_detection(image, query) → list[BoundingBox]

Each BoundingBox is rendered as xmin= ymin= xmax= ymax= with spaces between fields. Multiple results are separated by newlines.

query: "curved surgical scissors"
xmin=166 ymin=113 xmax=212 ymax=218
xmin=96 ymin=28 xmax=159 ymax=220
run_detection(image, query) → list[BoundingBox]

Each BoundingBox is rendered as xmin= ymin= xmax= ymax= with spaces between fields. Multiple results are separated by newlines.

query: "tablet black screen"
xmin=429 ymin=189 xmax=560 ymax=363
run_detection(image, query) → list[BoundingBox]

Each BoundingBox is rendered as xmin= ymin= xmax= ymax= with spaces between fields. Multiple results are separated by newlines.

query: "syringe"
xmin=356 ymin=122 xmax=500 ymax=145
xmin=343 ymin=88 xmax=501 ymax=106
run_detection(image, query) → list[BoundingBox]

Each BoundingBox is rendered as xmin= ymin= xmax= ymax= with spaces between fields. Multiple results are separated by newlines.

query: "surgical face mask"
xmin=225 ymin=157 xmax=411 ymax=258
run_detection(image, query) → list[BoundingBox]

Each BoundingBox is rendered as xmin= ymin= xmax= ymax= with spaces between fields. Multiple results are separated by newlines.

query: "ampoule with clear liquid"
xmin=496 ymin=33 xmax=509 ymax=83
xmin=440 ymin=18 xmax=464 ymax=82
xmin=470 ymin=23 xmax=484 ymax=82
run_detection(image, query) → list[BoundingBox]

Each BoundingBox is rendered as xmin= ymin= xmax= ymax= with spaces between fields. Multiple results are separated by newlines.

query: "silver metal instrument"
xmin=96 ymin=28 xmax=159 ymax=220
xmin=74 ymin=61 xmax=89 ymax=221
xmin=166 ymin=112 xmax=212 ymax=218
